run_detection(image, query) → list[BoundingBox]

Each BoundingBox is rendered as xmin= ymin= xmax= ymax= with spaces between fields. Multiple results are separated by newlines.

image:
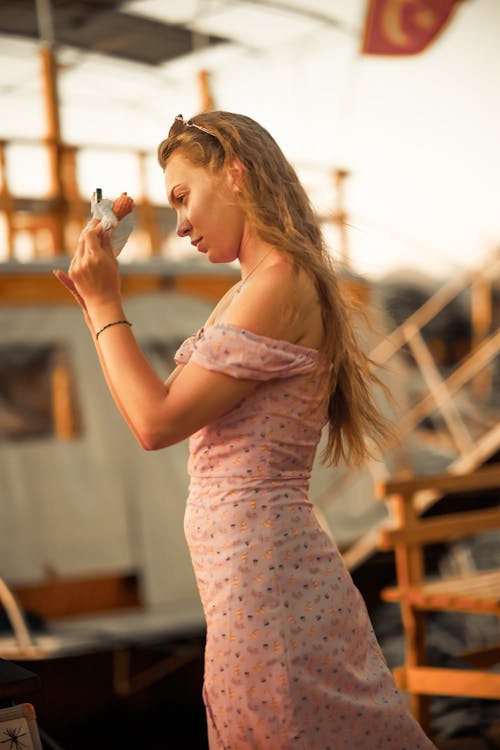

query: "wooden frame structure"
xmin=0 ymin=36 xmax=216 ymax=261
xmin=339 ymin=249 xmax=500 ymax=569
xmin=376 ymin=464 xmax=500 ymax=736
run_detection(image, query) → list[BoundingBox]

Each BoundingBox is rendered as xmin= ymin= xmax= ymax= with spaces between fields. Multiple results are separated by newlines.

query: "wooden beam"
xmin=379 ymin=507 xmax=500 ymax=547
xmin=382 ymin=576 xmax=500 ymax=615
xmin=376 ymin=463 xmax=500 ymax=498
xmin=13 ymin=573 xmax=141 ymax=620
xmin=404 ymin=324 xmax=472 ymax=453
xmin=394 ymin=666 xmax=500 ymax=699
xmin=397 ymin=329 xmax=500 ymax=437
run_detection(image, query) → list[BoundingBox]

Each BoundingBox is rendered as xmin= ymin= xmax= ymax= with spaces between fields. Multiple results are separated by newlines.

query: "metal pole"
xmin=35 ymin=0 xmax=55 ymax=45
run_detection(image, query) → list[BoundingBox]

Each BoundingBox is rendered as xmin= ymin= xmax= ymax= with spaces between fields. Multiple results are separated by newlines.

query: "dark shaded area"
xmin=378 ymin=278 xmax=472 ymax=368
xmin=0 ymin=0 xmax=227 ymax=66
xmin=378 ymin=275 xmax=500 ymax=374
xmin=0 ymin=344 xmax=56 ymax=440
xmin=6 ymin=636 xmax=208 ymax=750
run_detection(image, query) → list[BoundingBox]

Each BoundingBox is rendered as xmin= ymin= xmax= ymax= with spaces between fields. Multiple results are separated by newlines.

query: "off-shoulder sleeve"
xmin=188 ymin=323 xmax=320 ymax=380
xmin=174 ymin=327 xmax=204 ymax=365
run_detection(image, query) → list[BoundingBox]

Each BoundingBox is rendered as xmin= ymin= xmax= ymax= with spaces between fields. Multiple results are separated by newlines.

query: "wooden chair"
xmin=376 ymin=464 xmax=500 ymax=735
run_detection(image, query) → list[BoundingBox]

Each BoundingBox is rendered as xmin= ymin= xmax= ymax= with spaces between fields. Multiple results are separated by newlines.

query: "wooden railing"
xmin=0 ymin=138 xmax=170 ymax=260
xmin=376 ymin=464 xmax=500 ymax=735
xmin=314 ymin=247 xmax=500 ymax=569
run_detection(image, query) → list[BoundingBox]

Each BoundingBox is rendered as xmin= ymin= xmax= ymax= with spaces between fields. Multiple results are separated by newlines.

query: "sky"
xmin=0 ymin=0 xmax=499 ymax=280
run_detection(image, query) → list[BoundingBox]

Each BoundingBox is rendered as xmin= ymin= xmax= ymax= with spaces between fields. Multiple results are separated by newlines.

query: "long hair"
xmin=158 ymin=111 xmax=392 ymax=467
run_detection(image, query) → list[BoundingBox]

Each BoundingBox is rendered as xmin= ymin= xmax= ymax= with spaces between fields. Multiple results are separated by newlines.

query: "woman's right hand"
xmin=56 ymin=218 xmax=122 ymax=323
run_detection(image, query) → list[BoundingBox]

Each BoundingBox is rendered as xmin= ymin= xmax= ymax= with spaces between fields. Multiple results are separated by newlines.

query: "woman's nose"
xmin=177 ymin=215 xmax=191 ymax=237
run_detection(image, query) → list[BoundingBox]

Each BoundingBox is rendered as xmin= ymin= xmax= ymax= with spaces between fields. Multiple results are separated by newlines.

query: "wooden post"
xmin=137 ymin=150 xmax=161 ymax=257
xmin=61 ymin=145 xmax=86 ymax=251
xmin=0 ymin=141 xmax=15 ymax=258
xmin=332 ymin=168 xmax=350 ymax=267
xmin=51 ymin=348 xmax=81 ymax=440
xmin=392 ymin=491 xmax=431 ymax=731
xmin=39 ymin=43 xmax=67 ymax=255
xmin=471 ymin=276 xmax=492 ymax=398
xmin=198 ymin=69 xmax=215 ymax=112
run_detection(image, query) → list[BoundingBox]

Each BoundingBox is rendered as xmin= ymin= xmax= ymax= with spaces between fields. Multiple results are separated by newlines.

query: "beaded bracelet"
xmin=95 ymin=319 xmax=132 ymax=340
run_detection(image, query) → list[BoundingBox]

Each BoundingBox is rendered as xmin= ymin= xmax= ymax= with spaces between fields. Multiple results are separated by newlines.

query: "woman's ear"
xmin=226 ymin=159 xmax=245 ymax=193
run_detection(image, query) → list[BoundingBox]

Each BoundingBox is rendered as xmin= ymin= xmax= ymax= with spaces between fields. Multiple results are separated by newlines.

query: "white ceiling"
xmin=1 ymin=0 xmax=500 ymax=278
xmin=123 ymin=0 xmax=363 ymax=39
xmin=0 ymin=1 xmax=366 ymax=143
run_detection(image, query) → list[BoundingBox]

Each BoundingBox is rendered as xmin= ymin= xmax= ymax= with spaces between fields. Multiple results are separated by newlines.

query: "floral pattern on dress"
xmin=175 ymin=323 xmax=436 ymax=750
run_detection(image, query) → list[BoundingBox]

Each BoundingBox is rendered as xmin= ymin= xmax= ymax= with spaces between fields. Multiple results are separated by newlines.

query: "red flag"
xmin=361 ymin=0 xmax=462 ymax=56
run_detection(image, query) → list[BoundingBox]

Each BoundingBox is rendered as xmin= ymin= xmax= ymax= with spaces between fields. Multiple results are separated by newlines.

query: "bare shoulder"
xmin=219 ymin=256 xmax=324 ymax=349
xmin=205 ymin=280 xmax=241 ymax=326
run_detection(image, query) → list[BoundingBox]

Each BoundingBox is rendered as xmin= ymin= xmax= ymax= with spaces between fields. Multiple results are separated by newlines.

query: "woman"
xmin=56 ymin=111 xmax=436 ymax=749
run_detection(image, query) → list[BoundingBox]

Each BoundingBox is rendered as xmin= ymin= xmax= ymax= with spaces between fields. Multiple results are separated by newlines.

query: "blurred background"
xmin=0 ymin=1 xmax=499 ymax=748
xmin=1 ymin=0 xmax=500 ymax=275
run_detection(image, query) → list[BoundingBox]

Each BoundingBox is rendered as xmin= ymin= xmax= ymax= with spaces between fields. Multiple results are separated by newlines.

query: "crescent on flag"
xmin=361 ymin=0 xmax=462 ymax=56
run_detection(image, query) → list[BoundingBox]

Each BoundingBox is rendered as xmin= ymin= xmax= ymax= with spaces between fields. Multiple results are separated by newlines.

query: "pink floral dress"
xmin=175 ymin=323 xmax=436 ymax=750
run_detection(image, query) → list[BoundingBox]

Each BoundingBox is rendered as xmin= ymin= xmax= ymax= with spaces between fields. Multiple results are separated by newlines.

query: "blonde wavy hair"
xmin=158 ymin=111 xmax=392 ymax=467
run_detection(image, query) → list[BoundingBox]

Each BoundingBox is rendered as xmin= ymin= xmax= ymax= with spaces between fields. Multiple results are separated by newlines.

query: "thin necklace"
xmin=236 ymin=249 xmax=273 ymax=294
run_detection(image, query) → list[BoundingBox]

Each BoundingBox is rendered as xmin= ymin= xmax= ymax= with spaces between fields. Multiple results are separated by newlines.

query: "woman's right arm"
xmin=53 ymin=268 xmax=151 ymax=444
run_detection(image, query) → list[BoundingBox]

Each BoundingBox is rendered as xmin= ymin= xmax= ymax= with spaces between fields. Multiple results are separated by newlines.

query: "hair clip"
xmin=174 ymin=113 xmax=215 ymax=137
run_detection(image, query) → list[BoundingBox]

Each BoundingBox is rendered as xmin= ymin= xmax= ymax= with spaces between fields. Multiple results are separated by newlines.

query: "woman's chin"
xmin=201 ymin=245 xmax=239 ymax=265
xmin=206 ymin=251 xmax=227 ymax=264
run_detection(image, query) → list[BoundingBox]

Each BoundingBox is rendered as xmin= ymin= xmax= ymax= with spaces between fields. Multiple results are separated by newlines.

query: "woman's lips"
xmin=191 ymin=237 xmax=205 ymax=252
